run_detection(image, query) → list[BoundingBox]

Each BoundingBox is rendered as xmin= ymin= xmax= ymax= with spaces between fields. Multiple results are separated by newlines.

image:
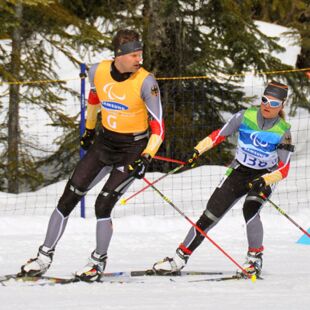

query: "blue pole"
xmin=79 ymin=63 xmax=86 ymax=218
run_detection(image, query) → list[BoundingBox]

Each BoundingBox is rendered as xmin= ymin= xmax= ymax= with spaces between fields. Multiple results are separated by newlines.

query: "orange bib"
xmin=94 ymin=60 xmax=150 ymax=133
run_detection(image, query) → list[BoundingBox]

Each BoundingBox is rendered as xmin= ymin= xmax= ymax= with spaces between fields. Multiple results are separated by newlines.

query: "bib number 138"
xmin=242 ymin=153 xmax=268 ymax=168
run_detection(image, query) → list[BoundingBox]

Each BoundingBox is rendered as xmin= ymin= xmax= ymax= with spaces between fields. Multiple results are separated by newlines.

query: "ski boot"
xmin=75 ymin=251 xmax=107 ymax=282
xmin=242 ymin=250 xmax=263 ymax=278
xmin=152 ymin=248 xmax=189 ymax=275
xmin=21 ymin=245 xmax=54 ymax=276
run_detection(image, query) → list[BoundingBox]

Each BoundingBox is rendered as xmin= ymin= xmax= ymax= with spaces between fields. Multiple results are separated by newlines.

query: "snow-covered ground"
xmin=0 ymin=209 xmax=309 ymax=310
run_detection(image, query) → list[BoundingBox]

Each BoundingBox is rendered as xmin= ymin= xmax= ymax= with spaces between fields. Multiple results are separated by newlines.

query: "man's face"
xmin=260 ymin=95 xmax=283 ymax=119
xmin=115 ymin=51 xmax=143 ymax=73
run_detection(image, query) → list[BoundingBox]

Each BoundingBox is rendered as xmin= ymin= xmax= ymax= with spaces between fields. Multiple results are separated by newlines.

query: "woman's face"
xmin=260 ymin=95 xmax=283 ymax=119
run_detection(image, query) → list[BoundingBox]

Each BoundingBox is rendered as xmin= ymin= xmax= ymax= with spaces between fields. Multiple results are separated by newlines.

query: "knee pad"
xmin=197 ymin=212 xmax=216 ymax=231
xmin=184 ymin=213 xmax=216 ymax=253
xmin=57 ymin=181 xmax=87 ymax=217
xmin=95 ymin=189 xmax=120 ymax=219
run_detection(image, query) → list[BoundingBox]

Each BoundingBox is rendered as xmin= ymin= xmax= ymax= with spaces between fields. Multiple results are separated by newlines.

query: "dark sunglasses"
xmin=261 ymin=95 xmax=282 ymax=108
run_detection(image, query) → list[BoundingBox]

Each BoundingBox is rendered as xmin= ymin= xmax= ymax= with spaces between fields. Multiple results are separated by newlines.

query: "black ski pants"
xmin=57 ymin=128 xmax=148 ymax=218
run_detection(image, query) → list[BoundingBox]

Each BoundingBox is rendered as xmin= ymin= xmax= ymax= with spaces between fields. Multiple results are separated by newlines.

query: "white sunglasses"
xmin=261 ymin=95 xmax=283 ymax=108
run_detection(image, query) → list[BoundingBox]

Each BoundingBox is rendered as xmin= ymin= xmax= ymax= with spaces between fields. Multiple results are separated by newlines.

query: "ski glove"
xmin=249 ymin=177 xmax=266 ymax=192
xmin=80 ymin=128 xmax=96 ymax=150
xmin=186 ymin=149 xmax=199 ymax=168
xmin=128 ymin=154 xmax=152 ymax=179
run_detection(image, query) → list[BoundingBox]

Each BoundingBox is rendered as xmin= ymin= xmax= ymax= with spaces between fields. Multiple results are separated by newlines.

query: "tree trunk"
xmin=142 ymin=0 xmax=167 ymax=75
xmin=7 ymin=2 xmax=22 ymax=193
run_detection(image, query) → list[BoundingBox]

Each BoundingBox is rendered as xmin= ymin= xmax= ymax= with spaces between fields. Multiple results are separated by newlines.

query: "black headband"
xmin=114 ymin=41 xmax=143 ymax=57
xmin=264 ymin=81 xmax=288 ymax=101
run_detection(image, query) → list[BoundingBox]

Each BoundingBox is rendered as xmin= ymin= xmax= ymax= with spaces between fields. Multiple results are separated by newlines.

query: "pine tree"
xmin=250 ymin=0 xmax=310 ymax=112
xmin=140 ymin=0 xmax=302 ymax=168
xmin=1 ymin=0 xmax=308 ymax=191
xmin=0 ymin=0 xmax=107 ymax=192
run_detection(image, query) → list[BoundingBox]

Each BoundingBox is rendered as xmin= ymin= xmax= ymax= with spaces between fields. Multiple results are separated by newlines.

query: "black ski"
xmin=129 ymin=269 xmax=223 ymax=277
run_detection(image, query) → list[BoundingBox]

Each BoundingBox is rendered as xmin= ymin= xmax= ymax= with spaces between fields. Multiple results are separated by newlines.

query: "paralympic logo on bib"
xmin=250 ymin=131 xmax=268 ymax=148
xmin=103 ymin=82 xmax=126 ymax=101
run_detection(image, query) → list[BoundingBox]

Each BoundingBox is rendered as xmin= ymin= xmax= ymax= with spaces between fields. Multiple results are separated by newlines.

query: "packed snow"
xmin=0 ymin=207 xmax=309 ymax=310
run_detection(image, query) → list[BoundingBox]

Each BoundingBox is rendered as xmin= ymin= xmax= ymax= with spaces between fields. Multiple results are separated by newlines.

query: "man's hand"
xmin=186 ymin=149 xmax=200 ymax=168
xmin=249 ymin=177 xmax=266 ymax=192
xmin=80 ymin=128 xmax=96 ymax=150
xmin=128 ymin=154 xmax=152 ymax=179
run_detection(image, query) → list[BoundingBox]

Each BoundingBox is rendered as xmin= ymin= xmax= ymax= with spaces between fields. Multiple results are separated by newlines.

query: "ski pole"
xmin=120 ymin=163 xmax=186 ymax=205
xmin=261 ymin=194 xmax=310 ymax=239
xmin=153 ymin=155 xmax=186 ymax=165
xmin=143 ymin=177 xmax=256 ymax=281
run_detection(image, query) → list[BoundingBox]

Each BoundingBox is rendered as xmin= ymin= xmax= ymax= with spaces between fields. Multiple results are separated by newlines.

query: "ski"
xmin=188 ymin=274 xmax=264 ymax=283
xmin=0 ymin=274 xmax=79 ymax=286
xmin=0 ymin=269 xmax=223 ymax=286
xmin=0 ymin=274 xmax=135 ymax=286
xmin=128 ymin=269 xmax=223 ymax=277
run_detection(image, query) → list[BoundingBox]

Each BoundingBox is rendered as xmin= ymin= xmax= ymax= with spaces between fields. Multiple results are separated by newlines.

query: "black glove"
xmin=80 ymin=128 xmax=96 ymax=150
xmin=128 ymin=154 xmax=152 ymax=179
xmin=186 ymin=149 xmax=200 ymax=167
xmin=249 ymin=177 xmax=266 ymax=192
